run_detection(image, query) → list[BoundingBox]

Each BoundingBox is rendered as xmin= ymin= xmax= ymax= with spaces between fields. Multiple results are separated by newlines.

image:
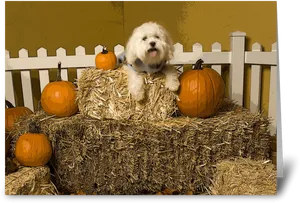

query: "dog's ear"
xmin=125 ymin=34 xmax=137 ymax=65
xmin=164 ymin=29 xmax=175 ymax=61
xmin=166 ymin=40 xmax=174 ymax=60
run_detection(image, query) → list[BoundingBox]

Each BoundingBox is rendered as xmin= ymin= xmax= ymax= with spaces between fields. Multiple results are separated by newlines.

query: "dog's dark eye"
xmin=155 ymin=35 xmax=160 ymax=39
xmin=142 ymin=36 xmax=147 ymax=41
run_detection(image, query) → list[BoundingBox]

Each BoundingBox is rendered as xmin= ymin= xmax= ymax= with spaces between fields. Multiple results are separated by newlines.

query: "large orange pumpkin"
xmin=177 ymin=59 xmax=225 ymax=118
xmin=41 ymin=62 xmax=78 ymax=117
xmin=5 ymin=100 xmax=33 ymax=131
xmin=15 ymin=123 xmax=52 ymax=166
xmin=95 ymin=46 xmax=117 ymax=70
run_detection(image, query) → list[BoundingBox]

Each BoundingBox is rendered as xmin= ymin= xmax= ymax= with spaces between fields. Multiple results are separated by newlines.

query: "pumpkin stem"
xmin=56 ymin=62 xmax=62 ymax=81
xmin=193 ymin=59 xmax=204 ymax=70
xmin=102 ymin=46 xmax=108 ymax=54
xmin=29 ymin=121 xmax=41 ymax=134
xmin=1 ymin=96 xmax=14 ymax=109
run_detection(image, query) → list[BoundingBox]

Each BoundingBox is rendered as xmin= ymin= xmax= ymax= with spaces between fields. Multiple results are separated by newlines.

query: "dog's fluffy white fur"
xmin=125 ymin=22 xmax=180 ymax=101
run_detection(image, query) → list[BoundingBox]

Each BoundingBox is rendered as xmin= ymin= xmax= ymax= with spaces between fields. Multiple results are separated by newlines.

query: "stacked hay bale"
xmin=5 ymin=166 xmax=58 ymax=195
xmin=76 ymin=67 xmax=178 ymax=121
xmin=10 ymin=66 xmax=272 ymax=195
xmin=210 ymin=158 xmax=276 ymax=195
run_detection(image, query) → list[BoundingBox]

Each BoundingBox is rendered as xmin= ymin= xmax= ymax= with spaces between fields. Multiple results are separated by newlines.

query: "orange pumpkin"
xmin=177 ymin=59 xmax=225 ymax=118
xmin=186 ymin=191 xmax=193 ymax=195
xmin=155 ymin=188 xmax=181 ymax=195
xmin=15 ymin=123 xmax=52 ymax=166
xmin=95 ymin=46 xmax=117 ymax=70
xmin=5 ymin=100 xmax=33 ymax=131
xmin=70 ymin=191 xmax=86 ymax=195
xmin=41 ymin=62 xmax=78 ymax=117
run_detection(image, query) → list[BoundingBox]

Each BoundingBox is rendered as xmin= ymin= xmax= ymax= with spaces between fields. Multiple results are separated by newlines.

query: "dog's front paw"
xmin=131 ymin=89 xmax=145 ymax=102
xmin=165 ymin=78 xmax=180 ymax=92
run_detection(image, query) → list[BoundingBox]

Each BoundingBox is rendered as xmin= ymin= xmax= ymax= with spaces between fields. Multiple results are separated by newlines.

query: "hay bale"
xmin=76 ymin=67 xmax=178 ymax=121
xmin=10 ymin=100 xmax=270 ymax=195
xmin=210 ymin=158 xmax=276 ymax=195
xmin=5 ymin=166 xmax=58 ymax=195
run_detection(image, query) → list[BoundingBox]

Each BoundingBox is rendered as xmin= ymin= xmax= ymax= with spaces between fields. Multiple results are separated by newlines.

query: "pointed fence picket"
xmin=211 ymin=42 xmax=222 ymax=75
xmin=37 ymin=47 xmax=50 ymax=93
xmin=250 ymin=42 xmax=263 ymax=113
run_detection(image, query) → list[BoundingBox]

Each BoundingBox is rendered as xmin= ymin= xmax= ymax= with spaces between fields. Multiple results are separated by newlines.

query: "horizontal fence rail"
xmin=5 ymin=31 xmax=278 ymax=136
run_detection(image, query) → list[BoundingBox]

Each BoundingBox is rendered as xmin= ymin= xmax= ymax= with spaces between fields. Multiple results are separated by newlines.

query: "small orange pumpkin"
xmin=5 ymin=100 xmax=33 ymax=131
xmin=95 ymin=46 xmax=117 ymax=70
xmin=177 ymin=59 xmax=225 ymax=118
xmin=70 ymin=190 xmax=86 ymax=195
xmin=15 ymin=122 xmax=52 ymax=166
xmin=41 ymin=62 xmax=78 ymax=117
xmin=156 ymin=188 xmax=181 ymax=195
xmin=186 ymin=191 xmax=193 ymax=195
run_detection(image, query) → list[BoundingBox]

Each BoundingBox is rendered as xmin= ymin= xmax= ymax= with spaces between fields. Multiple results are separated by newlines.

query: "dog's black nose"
xmin=150 ymin=41 xmax=156 ymax=47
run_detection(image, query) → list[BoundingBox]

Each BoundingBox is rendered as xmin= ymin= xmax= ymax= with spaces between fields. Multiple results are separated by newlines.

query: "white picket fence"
xmin=5 ymin=31 xmax=278 ymax=135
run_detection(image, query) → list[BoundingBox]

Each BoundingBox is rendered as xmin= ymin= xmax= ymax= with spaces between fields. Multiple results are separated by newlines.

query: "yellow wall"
xmin=5 ymin=1 xmax=277 ymax=114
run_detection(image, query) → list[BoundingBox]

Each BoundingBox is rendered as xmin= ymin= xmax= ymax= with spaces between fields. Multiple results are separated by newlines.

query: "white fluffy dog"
xmin=122 ymin=22 xmax=180 ymax=101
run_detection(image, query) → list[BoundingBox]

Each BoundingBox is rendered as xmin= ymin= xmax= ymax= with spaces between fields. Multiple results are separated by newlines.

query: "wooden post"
xmin=229 ymin=31 xmax=246 ymax=106
xmin=269 ymin=42 xmax=277 ymax=136
xmin=250 ymin=42 xmax=262 ymax=113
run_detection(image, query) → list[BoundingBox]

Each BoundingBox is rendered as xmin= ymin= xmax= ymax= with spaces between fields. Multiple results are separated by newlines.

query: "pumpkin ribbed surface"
xmin=95 ymin=47 xmax=117 ymax=70
xmin=40 ymin=62 xmax=78 ymax=117
xmin=177 ymin=59 xmax=225 ymax=118
xmin=15 ymin=133 xmax=52 ymax=167
xmin=41 ymin=81 xmax=78 ymax=117
xmin=5 ymin=103 xmax=33 ymax=131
